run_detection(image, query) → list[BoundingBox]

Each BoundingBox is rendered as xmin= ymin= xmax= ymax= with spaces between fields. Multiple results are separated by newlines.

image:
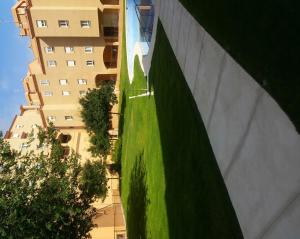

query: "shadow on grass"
xmin=179 ymin=0 xmax=300 ymax=132
xmin=148 ymin=22 xmax=244 ymax=239
xmin=126 ymin=152 xmax=149 ymax=239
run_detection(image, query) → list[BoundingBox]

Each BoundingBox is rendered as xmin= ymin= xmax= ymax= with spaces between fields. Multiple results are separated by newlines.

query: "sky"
xmin=0 ymin=0 xmax=33 ymax=133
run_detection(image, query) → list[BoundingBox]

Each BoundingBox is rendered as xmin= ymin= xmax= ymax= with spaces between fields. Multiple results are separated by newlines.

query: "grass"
xmin=119 ymin=20 xmax=243 ymax=239
xmin=179 ymin=0 xmax=300 ymax=132
xmin=119 ymin=29 xmax=168 ymax=238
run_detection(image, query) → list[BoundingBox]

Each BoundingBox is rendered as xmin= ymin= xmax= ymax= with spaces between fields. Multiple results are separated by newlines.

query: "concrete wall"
xmin=151 ymin=0 xmax=300 ymax=238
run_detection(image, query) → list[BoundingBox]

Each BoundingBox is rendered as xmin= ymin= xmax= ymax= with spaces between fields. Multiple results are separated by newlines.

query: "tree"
xmin=0 ymin=125 xmax=107 ymax=239
xmin=80 ymin=83 xmax=117 ymax=157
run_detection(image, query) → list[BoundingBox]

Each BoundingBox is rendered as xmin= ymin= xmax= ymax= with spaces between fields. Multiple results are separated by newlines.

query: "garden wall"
xmin=145 ymin=0 xmax=300 ymax=238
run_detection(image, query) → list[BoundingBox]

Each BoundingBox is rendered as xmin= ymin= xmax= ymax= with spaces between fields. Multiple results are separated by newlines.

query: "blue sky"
xmin=0 ymin=0 xmax=33 ymax=133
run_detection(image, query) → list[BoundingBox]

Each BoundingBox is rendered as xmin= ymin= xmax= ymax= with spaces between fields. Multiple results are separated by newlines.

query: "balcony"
xmin=102 ymin=9 xmax=119 ymax=42
xmin=26 ymin=92 xmax=41 ymax=106
xmin=103 ymin=46 xmax=118 ymax=69
xmin=11 ymin=0 xmax=32 ymax=37
xmin=95 ymin=74 xmax=117 ymax=87
xmin=101 ymin=0 xmax=120 ymax=11
xmin=29 ymin=59 xmax=43 ymax=75
xmin=23 ymin=74 xmax=36 ymax=92
xmin=103 ymin=26 xmax=119 ymax=38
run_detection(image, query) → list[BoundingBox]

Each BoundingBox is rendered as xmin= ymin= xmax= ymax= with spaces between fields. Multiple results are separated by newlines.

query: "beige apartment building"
xmin=10 ymin=0 xmax=122 ymax=160
xmin=4 ymin=0 xmax=126 ymax=238
xmin=12 ymin=0 xmax=121 ymax=129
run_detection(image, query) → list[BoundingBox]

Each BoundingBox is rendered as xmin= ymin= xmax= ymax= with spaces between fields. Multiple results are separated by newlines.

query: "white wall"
xmin=145 ymin=0 xmax=300 ymax=238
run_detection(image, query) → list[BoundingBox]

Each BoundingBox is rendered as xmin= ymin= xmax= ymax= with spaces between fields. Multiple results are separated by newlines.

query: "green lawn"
xmin=119 ymin=21 xmax=243 ymax=239
xmin=179 ymin=0 xmax=300 ymax=132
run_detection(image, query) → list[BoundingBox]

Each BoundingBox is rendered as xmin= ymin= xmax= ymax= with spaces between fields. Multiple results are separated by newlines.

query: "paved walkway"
xmin=144 ymin=0 xmax=300 ymax=239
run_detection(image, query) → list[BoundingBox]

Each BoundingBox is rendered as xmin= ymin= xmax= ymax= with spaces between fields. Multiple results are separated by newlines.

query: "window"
xmin=47 ymin=60 xmax=57 ymax=67
xmin=45 ymin=46 xmax=54 ymax=53
xmin=62 ymin=91 xmax=70 ymax=96
xmin=44 ymin=91 xmax=53 ymax=97
xmin=67 ymin=60 xmax=75 ymax=67
xmin=86 ymin=60 xmax=94 ymax=66
xmin=36 ymin=20 xmax=47 ymax=28
xmin=78 ymin=79 xmax=87 ymax=85
xmin=16 ymin=124 xmax=23 ymax=129
xmin=12 ymin=133 xmax=19 ymax=138
xmin=40 ymin=80 xmax=49 ymax=85
xmin=58 ymin=20 xmax=69 ymax=28
xmin=80 ymin=20 xmax=91 ymax=28
xmin=48 ymin=116 xmax=56 ymax=122
xmin=84 ymin=46 xmax=93 ymax=53
xmin=21 ymin=132 xmax=28 ymax=139
xmin=79 ymin=90 xmax=87 ymax=96
xmin=59 ymin=79 xmax=68 ymax=85
xmin=65 ymin=116 xmax=73 ymax=121
xmin=65 ymin=46 xmax=74 ymax=53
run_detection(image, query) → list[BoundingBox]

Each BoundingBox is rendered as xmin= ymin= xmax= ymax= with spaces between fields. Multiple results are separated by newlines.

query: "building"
xmin=4 ymin=105 xmax=46 ymax=154
xmin=12 ymin=0 xmax=121 ymax=129
xmin=10 ymin=0 xmax=122 ymax=164
xmin=4 ymin=104 xmax=93 ymax=159
xmin=4 ymin=0 xmax=126 ymax=238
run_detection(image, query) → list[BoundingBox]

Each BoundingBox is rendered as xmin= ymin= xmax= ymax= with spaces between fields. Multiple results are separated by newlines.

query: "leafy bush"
xmin=80 ymin=83 xmax=117 ymax=157
xmin=111 ymin=138 xmax=122 ymax=174
xmin=80 ymin=160 xmax=108 ymax=199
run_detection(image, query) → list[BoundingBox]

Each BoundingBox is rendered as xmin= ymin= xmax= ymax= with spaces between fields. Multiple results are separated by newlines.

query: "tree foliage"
xmin=80 ymin=160 xmax=108 ymax=199
xmin=0 ymin=125 xmax=107 ymax=239
xmin=80 ymin=83 xmax=117 ymax=157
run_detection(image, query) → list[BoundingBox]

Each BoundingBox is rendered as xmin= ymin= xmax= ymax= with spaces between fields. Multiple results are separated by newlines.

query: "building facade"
xmin=4 ymin=105 xmax=46 ymax=154
xmin=12 ymin=0 xmax=120 ymax=129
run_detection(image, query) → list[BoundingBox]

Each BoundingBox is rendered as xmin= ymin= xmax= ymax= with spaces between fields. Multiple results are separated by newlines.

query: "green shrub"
xmin=111 ymin=138 xmax=122 ymax=174
xmin=80 ymin=83 xmax=118 ymax=157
